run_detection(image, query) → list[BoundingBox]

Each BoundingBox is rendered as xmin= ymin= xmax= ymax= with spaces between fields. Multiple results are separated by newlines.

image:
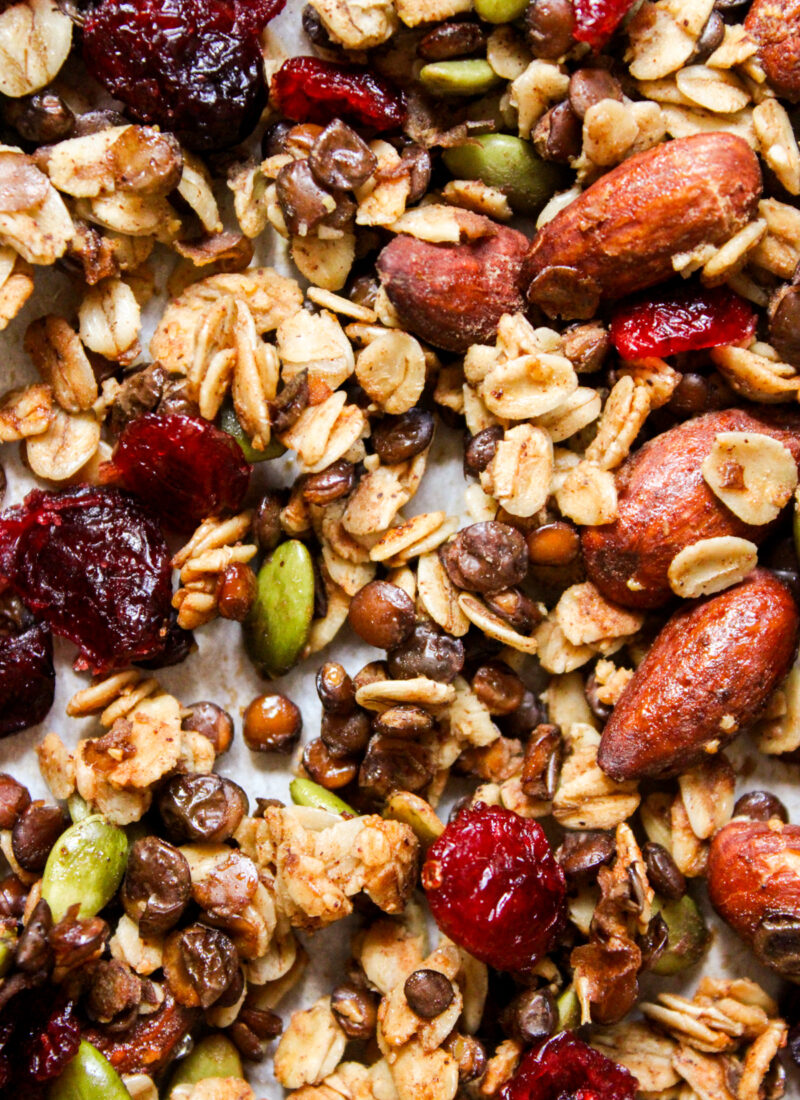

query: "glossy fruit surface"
xmin=572 ymin=0 xmax=636 ymax=49
xmin=499 ymin=1031 xmax=638 ymax=1100
xmin=0 ymin=621 xmax=54 ymax=737
xmin=610 ymin=284 xmax=756 ymax=359
xmin=0 ymin=486 xmax=172 ymax=673
xmin=0 ymin=990 xmax=80 ymax=1092
xmin=422 ymin=803 xmax=566 ymax=972
xmin=82 ymin=0 xmax=284 ymax=148
xmin=103 ymin=414 xmax=251 ymax=532
xmin=272 ymin=58 xmax=406 ymax=131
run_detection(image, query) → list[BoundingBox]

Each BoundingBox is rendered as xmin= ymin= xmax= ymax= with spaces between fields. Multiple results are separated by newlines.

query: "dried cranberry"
xmin=499 ymin=1031 xmax=638 ymax=1100
xmin=0 ymin=486 xmax=172 ymax=673
xmin=103 ymin=414 xmax=251 ymax=532
xmin=572 ymin=0 xmax=636 ymax=49
xmin=82 ymin=0 xmax=284 ymax=149
xmin=610 ymin=283 xmax=757 ymax=360
xmin=0 ymin=989 xmax=80 ymax=1091
xmin=272 ymin=58 xmax=406 ymax=133
xmin=0 ymin=622 xmax=54 ymax=737
xmin=422 ymin=803 xmax=566 ymax=972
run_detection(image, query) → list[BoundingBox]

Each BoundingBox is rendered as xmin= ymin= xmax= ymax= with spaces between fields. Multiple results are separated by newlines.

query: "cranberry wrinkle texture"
xmin=272 ymin=58 xmax=406 ymax=132
xmin=0 ymin=622 xmax=55 ymax=737
xmin=499 ymin=1031 xmax=638 ymax=1100
xmin=572 ymin=0 xmax=636 ymax=49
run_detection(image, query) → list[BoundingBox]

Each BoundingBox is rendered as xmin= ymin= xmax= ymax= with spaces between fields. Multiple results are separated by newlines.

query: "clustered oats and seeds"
xmin=2 ymin=0 xmax=800 ymax=1094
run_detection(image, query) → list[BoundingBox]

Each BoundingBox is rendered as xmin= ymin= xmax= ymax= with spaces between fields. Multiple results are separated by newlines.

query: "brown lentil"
xmin=303 ymin=738 xmax=359 ymax=789
xmin=252 ymin=490 xmax=286 ymax=552
xmin=502 ymin=988 xmax=556 ymax=1044
xmin=386 ymin=622 xmax=464 ymax=683
xmin=321 ymin=708 xmax=372 ymax=757
xmin=348 ymin=580 xmax=416 ymax=650
xmin=417 ymin=20 xmax=486 ymax=60
xmin=0 ymin=774 xmax=31 ymax=830
xmin=372 ymin=704 xmax=434 ymax=739
xmin=527 ymin=522 xmax=580 ymax=567
xmin=464 ymin=425 xmax=504 ymax=477
xmin=533 ymin=101 xmax=583 ymax=164
xmin=158 ymin=773 xmax=248 ymax=843
xmin=525 ymin=0 xmax=575 ymax=57
xmin=316 ymin=661 xmax=356 ymax=714
xmin=12 ymin=802 xmax=68 ymax=873
xmin=372 ymin=409 xmax=435 ymax=466
xmin=331 ymin=982 xmax=380 ymax=1039
xmin=217 ymin=562 xmax=257 ymax=621
xmin=300 ymin=460 xmax=356 ymax=505
xmin=643 ymin=842 xmax=686 ymax=900
xmin=183 ymin=701 xmax=234 ymax=755
xmin=568 ymin=67 xmax=623 ymax=120
xmin=484 ymin=587 xmax=542 ymax=633
xmin=121 ymin=836 xmax=192 ymax=936
xmin=309 ymin=118 xmax=377 ymax=191
xmin=733 ymin=790 xmax=789 ymax=824
xmin=359 ymin=735 xmax=433 ymax=798
xmin=243 ymin=693 xmax=302 ymax=753
xmin=404 ymin=968 xmax=455 ymax=1018
xmin=556 ymin=830 xmax=615 ymax=884
xmin=163 ymin=923 xmax=240 ymax=1009
xmin=521 ymin=724 xmax=562 ymax=800
xmin=440 ymin=522 xmax=529 ymax=595
xmin=471 ymin=662 xmax=525 ymax=715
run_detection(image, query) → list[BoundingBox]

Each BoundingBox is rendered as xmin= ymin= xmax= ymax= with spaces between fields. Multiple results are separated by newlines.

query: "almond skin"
xmin=523 ymin=133 xmax=761 ymax=319
xmin=376 ymin=220 xmax=529 ymax=353
xmin=708 ymin=819 xmax=800 ymax=976
xmin=597 ymin=569 xmax=800 ymax=781
xmin=582 ymin=407 xmax=800 ymax=610
xmin=745 ymin=0 xmax=800 ymax=102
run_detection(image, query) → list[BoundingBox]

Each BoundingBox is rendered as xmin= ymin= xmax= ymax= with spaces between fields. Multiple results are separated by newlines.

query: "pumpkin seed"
xmin=41 ymin=815 xmax=128 ymax=923
xmin=244 ymin=540 xmax=315 ymax=678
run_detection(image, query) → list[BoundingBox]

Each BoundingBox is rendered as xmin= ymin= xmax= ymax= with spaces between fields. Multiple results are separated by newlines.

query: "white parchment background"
xmin=2 ymin=10 xmax=800 ymax=1090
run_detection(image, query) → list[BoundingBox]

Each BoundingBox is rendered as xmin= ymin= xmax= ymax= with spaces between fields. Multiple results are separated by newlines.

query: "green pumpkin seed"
xmin=418 ymin=60 xmax=502 ymax=97
xmin=67 ymin=793 xmax=91 ymax=823
xmin=244 ymin=540 xmax=315 ymax=678
xmin=290 ymin=777 xmax=355 ymax=816
xmin=47 ymin=1040 xmax=130 ymax=1100
xmin=474 ymin=0 xmax=528 ymax=21
xmin=443 ymin=134 xmax=564 ymax=214
xmin=556 ymin=986 xmax=580 ymax=1031
xmin=220 ymin=403 xmax=285 ymax=463
xmin=168 ymin=1034 xmax=243 ymax=1090
xmin=42 ymin=815 xmax=129 ymax=923
xmin=0 ymin=924 xmax=16 ymax=978
xmin=383 ymin=791 xmax=443 ymax=847
xmin=650 ymin=895 xmax=710 ymax=975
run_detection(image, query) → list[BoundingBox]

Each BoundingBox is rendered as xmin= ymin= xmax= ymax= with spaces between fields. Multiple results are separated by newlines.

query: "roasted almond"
xmin=708 ymin=818 xmax=800 ymax=977
xmin=745 ymin=0 xmax=800 ymax=103
xmin=582 ymin=407 xmax=800 ymax=610
xmin=376 ymin=218 xmax=529 ymax=353
xmin=597 ymin=569 xmax=800 ymax=781
xmin=523 ymin=133 xmax=761 ymax=319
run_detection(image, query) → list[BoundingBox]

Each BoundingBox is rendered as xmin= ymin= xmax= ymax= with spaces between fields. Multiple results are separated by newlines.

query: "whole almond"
xmin=745 ymin=0 xmax=800 ymax=103
xmin=582 ymin=407 xmax=800 ymax=610
xmin=523 ymin=133 xmax=761 ymax=319
xmin=597 ymin=569 xmax=800 ymax=781
xmin=708 ymin=819 xmax=800 ymax=977
xmin=377 ymin=219 xmax=529 ymax=353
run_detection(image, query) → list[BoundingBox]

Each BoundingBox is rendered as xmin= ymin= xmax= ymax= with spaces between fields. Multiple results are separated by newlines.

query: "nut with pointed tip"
xmin=523 ymin=133 xmax=761 ymax=319
xmin=597 ymin=569 xmax=800 ymax=781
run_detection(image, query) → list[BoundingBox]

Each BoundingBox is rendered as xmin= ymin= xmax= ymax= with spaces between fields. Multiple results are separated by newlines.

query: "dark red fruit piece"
xmin=421 ymin=803 xmax=566 ymax=972
xmin=0 ymin=486 xmax=172 ymax=674
xmin=82 ymin=0 xmax=284 ymax=150
xmin=610 ymin=283 xmax=757 ymax=360
xmin=572 ymin=0 xmax=636 ymax=49
xmin=0 ymin=990 xmax=81 ymax=1092
xmin=272 ymin=58 xmax=406 ymax=132
xmin=0 ymin=622 xmax=54 ymax=737
xmin=103 ymin=414 xmax=251 ymax=532
xmin=499 ymin=1031 xmax=638 ymax=1100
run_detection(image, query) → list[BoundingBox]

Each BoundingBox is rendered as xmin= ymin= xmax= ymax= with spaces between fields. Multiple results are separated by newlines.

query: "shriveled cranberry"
xmin=0 ymin=487 xmax=172 ymax=673
xmin=422 ymin=803 xmax=566 ymax=972
xmin=82 ymin=0 xmax=285 ymax=149
xmin=572 ymin=0 xmax=636 ymax=49
xmin=272 ymin=58 xmax=406 ymax=132
xmin=0 ymin=989 xmax=81 ymax=1090
xmin=610 ymin=283 xmax=757 ymax=360
xmin=499 ymin=1031 xmax=638 ymax=1100
xmin=103 ymin=414 xmax=251 ymax=532
xmin=0 ymin=622 xmax=54 ymax=737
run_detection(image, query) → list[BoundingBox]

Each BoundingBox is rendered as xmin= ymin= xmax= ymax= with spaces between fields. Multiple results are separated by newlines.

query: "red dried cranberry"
xmin=135 ymin=610 xmax=194 ymax=670
xmin=422 ymin=803 xmax=566 ymax=972
xmin=103 ymin=414 xmax=251 ymax=532
xmin=0 ymin=622 xmax=54 ymax=737
xmin=0 ymin=486 xmax=172 ymax=673
xmin=572 ymin=0 xmax=635 ymax=49
xmin=82 ymin=0 xmax=284 ymax=149
xmin=610 ymin=283 xmax=757 ymax=360
xmin=0 ymin=989 xmax=81 ymax=1090
xmin=499 ymin=1032 xmax=638 ymax=1100
xmin=272 ymin=58 xmax=406 ymax=132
